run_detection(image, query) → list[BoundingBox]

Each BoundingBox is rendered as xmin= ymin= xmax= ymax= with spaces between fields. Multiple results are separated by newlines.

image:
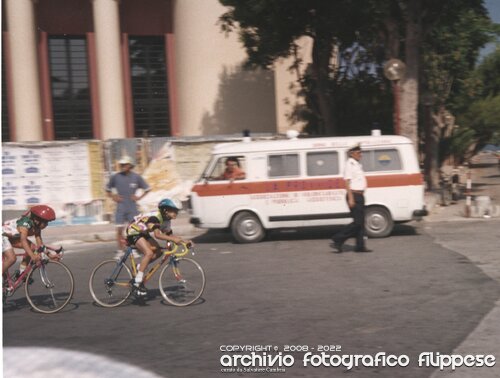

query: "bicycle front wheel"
xmin=159 ymin=257 xmax=205 ymax=306
xmin=89 ymin=260 xmax=132 ymax=308
xmin=25 ymin=260 xmax=74 ymax=314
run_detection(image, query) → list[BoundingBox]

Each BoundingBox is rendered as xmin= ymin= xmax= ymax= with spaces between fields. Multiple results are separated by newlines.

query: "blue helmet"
xmin=158 ymin=198 xmax=182 ymax=212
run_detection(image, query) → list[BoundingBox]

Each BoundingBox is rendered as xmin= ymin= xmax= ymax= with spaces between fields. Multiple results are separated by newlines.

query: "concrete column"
xmin=5 ymin=0 xmax=43 ymax=141
xmin=92 ymin=0 xmax=126 ymax=139
xmin=172 ymin=0 xmax=246 ymax=136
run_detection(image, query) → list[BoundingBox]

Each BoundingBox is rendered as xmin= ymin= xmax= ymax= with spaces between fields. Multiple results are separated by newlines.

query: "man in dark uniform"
xmin=332 ymin=144 xmax=372 ymax=253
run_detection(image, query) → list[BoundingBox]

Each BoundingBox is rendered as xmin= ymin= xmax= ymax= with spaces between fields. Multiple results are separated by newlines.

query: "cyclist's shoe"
xmin=131 ymin=280 xmax=148 ymax=297
xmin=23 ymin=275 xmax=34 ymax=285
xmin=12 ymin=270 xmax=20 ymax=281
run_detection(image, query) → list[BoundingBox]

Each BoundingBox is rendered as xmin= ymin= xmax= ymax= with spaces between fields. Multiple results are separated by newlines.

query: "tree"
xmin=219 ymin=0 xmax=377 ymax=135
xmin=218 ymin=0 xmax=496 ymax=165
xmin=453 ymin=49 xmax=500 ymax=160
xmin=416 ymin=0 xmax=493 ymax=187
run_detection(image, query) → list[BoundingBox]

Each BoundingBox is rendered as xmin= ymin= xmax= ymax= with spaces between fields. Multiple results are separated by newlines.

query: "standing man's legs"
xmin=332 ymin=192 xmax=366 ymax=251
xmin=115 ymin=205 xmax=140 ymax=258
xmin=351 ymin=193 xmax=365 ymax=250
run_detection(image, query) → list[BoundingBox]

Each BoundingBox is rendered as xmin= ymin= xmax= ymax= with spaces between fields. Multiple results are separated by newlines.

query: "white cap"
xmin=118 ymin=156 xmax=135 ymax=166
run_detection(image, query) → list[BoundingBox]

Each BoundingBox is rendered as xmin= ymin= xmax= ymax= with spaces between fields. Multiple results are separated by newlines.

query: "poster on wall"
xmin=2 ymin=143 xmax=93 ymax=210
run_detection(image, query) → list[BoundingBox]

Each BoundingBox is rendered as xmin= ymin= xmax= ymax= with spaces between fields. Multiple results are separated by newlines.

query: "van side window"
xmin=268 ymin=154 xmax=299 ymax=178
xmin=361 ymin=149 xmax=402 ymax=172
xmin=307 ymin=151 xmax=339 ymax=176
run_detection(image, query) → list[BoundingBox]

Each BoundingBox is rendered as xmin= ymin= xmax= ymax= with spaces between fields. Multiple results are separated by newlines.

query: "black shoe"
xmin=331 ymin=239 xmax=343 ymax=253
xmin=131 ymin=281 xmax=148 ymax=297
xmin=355 ymin=248 xmax=373 ymax=253
xmin=12 ymin=270 xmax=20 ymax=281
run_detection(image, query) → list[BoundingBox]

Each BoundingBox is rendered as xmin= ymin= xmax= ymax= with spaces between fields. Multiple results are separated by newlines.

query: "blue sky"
xmin=485 ymin=0 xmax=500 ymax=22
xmin=481 ymin=0 xmax=500 ymax=59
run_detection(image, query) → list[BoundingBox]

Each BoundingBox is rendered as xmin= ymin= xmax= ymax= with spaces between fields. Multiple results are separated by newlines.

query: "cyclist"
xmin=2 ymin=205 xmax=59 ymax=281
xmin=125 ymin=198 xmax=192 ymax=296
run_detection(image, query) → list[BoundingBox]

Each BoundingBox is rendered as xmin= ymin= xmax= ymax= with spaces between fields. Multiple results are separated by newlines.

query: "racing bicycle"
xmin=2 ymin=246 xmax=74 ymax=314
xmin=89 ymin=242 xmax=205 ymax=308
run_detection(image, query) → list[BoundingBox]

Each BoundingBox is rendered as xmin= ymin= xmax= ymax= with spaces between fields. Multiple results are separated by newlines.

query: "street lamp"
xmin=383 ymin=59 xmax=406 ymax=135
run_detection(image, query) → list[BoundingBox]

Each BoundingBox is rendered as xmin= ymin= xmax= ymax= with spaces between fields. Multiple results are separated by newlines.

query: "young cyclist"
xmin=125 ymin=198 xmax=192 ymax=296
xmin=2 ymin=205 xmax=59 ymax=281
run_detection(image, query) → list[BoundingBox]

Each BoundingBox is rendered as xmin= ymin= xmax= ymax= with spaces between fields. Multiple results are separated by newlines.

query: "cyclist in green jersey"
xmin=2 ymin=205 xmax=58 ymax=279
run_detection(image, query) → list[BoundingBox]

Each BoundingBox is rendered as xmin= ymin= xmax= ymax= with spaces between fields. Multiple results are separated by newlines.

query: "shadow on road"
xmin=192 ymin=223 xmax=420 ymax=244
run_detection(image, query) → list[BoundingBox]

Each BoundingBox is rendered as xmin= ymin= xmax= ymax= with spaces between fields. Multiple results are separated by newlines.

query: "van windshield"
xmin=204 ymin=156 xmax=246 ymax=181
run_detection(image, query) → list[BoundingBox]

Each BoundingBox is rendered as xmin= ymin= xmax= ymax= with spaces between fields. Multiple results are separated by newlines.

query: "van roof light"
xmin=286 ymin=130 xmax=300 ymax=140
xmin=371 ymin=129 xmax=382 ymax=136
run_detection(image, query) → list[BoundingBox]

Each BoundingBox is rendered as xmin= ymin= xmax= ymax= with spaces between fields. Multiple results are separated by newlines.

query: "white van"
xmin=189 ymin=134 xmax=427 ymax=243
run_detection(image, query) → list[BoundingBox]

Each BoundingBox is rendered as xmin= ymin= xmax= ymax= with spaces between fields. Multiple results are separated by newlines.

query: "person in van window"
xmin=331 ymin=144 xmax=372 ymax=253
xmin=216 ymin=156 xmax=246 ymax=181
xmin=106 ymin=156 xmax=151 ymax=258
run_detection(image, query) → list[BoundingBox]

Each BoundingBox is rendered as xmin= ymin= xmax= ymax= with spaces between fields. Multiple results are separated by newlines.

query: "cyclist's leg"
xmin=9 ymin=239 xmax=36 ymax=277
xmin=2 ymin=237 xmax=17 ymax=276
xmin=131 ymin=236 xmax=156 ymax=295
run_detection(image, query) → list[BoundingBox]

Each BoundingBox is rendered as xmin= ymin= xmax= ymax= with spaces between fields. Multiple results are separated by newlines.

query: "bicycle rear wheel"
xmin=89 ymin=260 xmax=133 ymax=307
xmin=159 ymin=257 xmax=205 ymax=306
xmin=25 ymin=261 xmax=74 ymax=314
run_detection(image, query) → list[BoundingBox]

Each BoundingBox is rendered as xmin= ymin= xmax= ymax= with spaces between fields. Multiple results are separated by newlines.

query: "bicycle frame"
xmin=111 ymin=242 xmax=192 ymax=287
xmin=3 ymin=254 xmax=35 ymax=295
xmin=3 ymin=246 xmax=64 ymax=296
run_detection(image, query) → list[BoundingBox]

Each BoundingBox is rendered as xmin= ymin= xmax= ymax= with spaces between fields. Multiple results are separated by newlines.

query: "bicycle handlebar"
xmin=164 ymin=241 xmax=193 ymax=257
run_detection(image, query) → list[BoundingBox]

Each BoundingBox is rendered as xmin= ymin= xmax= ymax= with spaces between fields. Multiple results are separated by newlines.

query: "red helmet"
xmin=30 ymin=205 xmax=56 ymax=222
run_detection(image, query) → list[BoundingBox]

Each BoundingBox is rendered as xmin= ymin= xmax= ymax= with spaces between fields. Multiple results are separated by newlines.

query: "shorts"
xmin=115 ymin=204 xmax=139 ymax=226
xmin=2 ymin=236 xmax=13 ymax=253
xmin=126 ymin=233 xmax=152 ymax=246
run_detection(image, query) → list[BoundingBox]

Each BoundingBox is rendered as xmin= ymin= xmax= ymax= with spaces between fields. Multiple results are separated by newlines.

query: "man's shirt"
xmin=344 ymin=157 xmax=367 ymax=191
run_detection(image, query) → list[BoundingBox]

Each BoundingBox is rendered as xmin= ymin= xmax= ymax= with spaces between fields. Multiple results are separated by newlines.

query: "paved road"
xmin=3 ymin=220 xmax=500 ymax=378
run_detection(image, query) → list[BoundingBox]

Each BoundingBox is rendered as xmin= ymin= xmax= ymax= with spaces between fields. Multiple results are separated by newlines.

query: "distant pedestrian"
xmin=331 ymin=144 xmax=372 ymax=253
xmin=106 ymin=156 xmax=151 ymax=256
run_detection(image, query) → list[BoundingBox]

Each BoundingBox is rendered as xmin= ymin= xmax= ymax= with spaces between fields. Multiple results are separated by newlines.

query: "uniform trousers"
xmin=333 ymin=192 xmax=365 ymax=250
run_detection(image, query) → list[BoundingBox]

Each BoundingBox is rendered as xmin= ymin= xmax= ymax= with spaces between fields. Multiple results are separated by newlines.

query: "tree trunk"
xmin=399 ymin=0 xmax=421 ymax=147
xmin=311 ymin=35 xmax=335 ymax=135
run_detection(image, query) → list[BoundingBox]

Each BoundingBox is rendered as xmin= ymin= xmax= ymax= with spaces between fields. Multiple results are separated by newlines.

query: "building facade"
xmin=2 ymin=0 xmax=307 ymax=143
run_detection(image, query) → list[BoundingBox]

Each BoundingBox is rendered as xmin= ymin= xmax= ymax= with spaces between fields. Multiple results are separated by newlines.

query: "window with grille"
xmin=2 ymin=51 xmax=10 ymax=142
xmin=129 ymin=36 xmax=170 ymax=137
xmin=48 ymin=36 xmax=93 ymax=140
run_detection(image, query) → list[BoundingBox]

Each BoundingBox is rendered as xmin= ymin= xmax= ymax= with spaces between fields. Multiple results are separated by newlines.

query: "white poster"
xmin=2 ymin=143 xmax=92 ymax=210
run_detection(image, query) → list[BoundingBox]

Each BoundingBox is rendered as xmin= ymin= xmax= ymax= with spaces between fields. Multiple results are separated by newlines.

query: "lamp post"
xmin=421 ymin=92 xmax=436 ymax=190
xmin=383 ymin=59 xmax=406 ymax=135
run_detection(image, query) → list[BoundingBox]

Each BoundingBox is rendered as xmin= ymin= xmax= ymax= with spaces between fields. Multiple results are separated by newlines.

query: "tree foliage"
xmin=218 ymin=0 xmax=497 ymax=154
xmin=454 ymin=49 xmax=500 ymax=155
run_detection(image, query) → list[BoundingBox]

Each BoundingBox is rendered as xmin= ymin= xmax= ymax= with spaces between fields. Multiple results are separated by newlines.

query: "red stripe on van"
xmin=192 ymin=173 xmax=423 ymax=197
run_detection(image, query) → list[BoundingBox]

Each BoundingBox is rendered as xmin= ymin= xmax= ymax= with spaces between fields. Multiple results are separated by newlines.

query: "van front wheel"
xmin=365 ymin=206 xmax=393 ymax=238
xmin=231 ymin=211 xmax=265 ymax=243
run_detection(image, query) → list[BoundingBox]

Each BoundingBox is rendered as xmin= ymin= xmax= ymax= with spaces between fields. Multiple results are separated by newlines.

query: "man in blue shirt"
xmin=106 ymin=156 xmax=151 ymax=255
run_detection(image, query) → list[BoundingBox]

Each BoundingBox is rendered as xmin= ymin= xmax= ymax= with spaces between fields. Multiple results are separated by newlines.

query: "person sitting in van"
xmin=216 ymin=157 xmax=246 ymax=181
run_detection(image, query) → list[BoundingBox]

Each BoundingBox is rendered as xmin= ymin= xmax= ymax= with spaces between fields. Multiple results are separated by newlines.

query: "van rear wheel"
xmin=231 ymin=211 xmax=265 ymax=243
xmin=365 ymin=206 xmax=393 ymax=238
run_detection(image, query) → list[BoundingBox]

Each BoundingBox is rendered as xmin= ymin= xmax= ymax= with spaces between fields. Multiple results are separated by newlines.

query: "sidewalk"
xmin=424 ymin=164 xmax=500 ymax=223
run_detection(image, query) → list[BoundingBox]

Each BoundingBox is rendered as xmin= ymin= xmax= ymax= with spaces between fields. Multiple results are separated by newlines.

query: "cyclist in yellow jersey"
xmin=125 ymin=198 xmax=192 ymax=296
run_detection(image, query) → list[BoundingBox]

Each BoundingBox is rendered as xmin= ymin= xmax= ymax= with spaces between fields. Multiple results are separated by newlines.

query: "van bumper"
xmin=413 ymin=208 xmax=429 ymax=219
xmin=190 ymin=217 xmax=201 ymax=226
